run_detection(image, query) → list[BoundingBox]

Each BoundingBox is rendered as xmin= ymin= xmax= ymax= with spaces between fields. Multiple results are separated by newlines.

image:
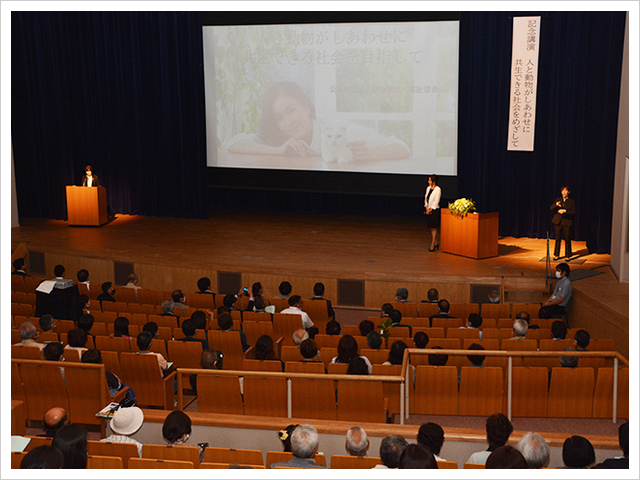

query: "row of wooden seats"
xmin=410 ymin=365 xmax=629 ymax=419
xmin=368 ymin=316 xmax=557 ymax=331
xmin=387 ymin=302 xmax=541 ymax=320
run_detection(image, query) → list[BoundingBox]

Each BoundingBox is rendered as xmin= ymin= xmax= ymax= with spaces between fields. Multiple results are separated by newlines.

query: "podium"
xmin=441 ymin=210 xmax=499 ymax=259
xmin=66 ymin=185 xmax=108 ymax=226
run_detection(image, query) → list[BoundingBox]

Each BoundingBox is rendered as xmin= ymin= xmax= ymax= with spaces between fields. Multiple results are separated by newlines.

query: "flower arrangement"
xmin=449 ymin=198 xmax=477 ymax=217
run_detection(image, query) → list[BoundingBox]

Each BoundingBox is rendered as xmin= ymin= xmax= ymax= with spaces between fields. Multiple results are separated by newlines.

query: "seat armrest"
xmin=110 ymin=386 xmax=130 ymax=403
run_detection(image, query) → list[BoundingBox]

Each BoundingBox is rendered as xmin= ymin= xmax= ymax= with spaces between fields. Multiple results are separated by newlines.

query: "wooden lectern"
xmin=441 ymin=210 xmax=499 ymax=259
xmin=66 ymin=185 xmax=108 ymax=226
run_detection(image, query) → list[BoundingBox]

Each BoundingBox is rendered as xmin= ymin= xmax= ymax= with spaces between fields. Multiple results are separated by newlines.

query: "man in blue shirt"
xmin=539 ymin=263 xmax=572 ymax=318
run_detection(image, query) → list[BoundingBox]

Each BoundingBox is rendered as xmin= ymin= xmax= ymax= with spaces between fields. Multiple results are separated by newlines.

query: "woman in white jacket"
xmin=424 ymin=174 xmax=442 ymax=251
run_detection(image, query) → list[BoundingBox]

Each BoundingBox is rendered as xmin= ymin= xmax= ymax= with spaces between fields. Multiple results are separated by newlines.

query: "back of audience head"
xmin=551 ymin=320 xmax=567 ymax=339
xmin=347 ymin=357 xmax=369 ymax=375
xmin=618 ymin=422 xmax=629 ymax=458
xmin=467 ymin=343 xmax=486 ymax=366
xmin=101 ymin=281 xmax=112 ymax=294
xmin=251 ymin=282 xmax=263 ymax=297
xmin=201 ymin=349 xmax=223 ymax=369
xmin=293 ymin=328 xmax=309 ymax=346
xmin=44 ymin=342 xmax=64 ymax=361
xmin=77 ymin=269 xmax=89 ymax=283
xmin=191 ymin=310 xmax=207 ymax=330
xmin=254 ymin=335 xmax=276 ymax=360
xmin=485 ymin=445 xmax=528 ymax=469
xmin=180 ymin=318 xmax=197 ymax=337
xmin=217 ymin=312 xmax=233 ymax=331
xmin=381 ymin=303 xmax=394 ymax=316
xmin=387 ymin=340 xmax=408 ymax=365
xmin=417 ymin=422 xmax=445 ymax=457
xmin=307 ymin=326 xmax=319 ymax=339
xmin=14 ymin=257 xmax=26 ymax=271
xmin=395 ymin=287 xmax=409 ymax=301
xmin=562 ymin=435 xmax=595 ymax=468
xmin=427 ymin=288 xmax=439 ymax=303
xmin=559 ymin=348 xmax=579 ymax=367
xmin=143 ymin=321 xmax=159 ymax=338
xmin=77 ymin=314 xmax=94 ymax=333
xmin=162 ymin=298 xmax=176 ymax=314
xmin=39 ymin=314 xmax=55 ymax=332
xmin=325 ymin=320 xmax=341 ymax=335
xmin=574 ymin=329 xmax=590 ymax=349
xmin=78 ymin=294 xmax=89 ymax=310
xmin=345 ymin=426 xmax=369 ymax=456
xmin=113 ymin=317 xmax=130 ymax=337
xmin=67 ymin=329 xmax=87 ymax=348
xmin=513 ymin=318 xmax=528 ymax=337
xmin=44 ymin=407 xmax=69 ymax=436
xmin=291 ymin=424 xmax=319 ymax=459
xmin=197 ymin=276 xmax=211 ymax=293
xmin=367 ymin=331 xmax=383 ymax=350
xmin=51 ymin=424 xmax=88 ymax=469
xmin=313 ymin=282 xmax=325 ymax=296
xmin=21 ymin=446 xmax=64 ymax=469
xmin=379 ymin=435 xmax=408 ymax=468
xmin=398 ymin=443 xmax=438 ymax=469
xmin=278 ymin=424 xmax=298 ymax=452
xmin=358 ymin=319 xmax=374 ymax=336
xmin=337 ymin=334 xmax=359 ymax=363
xmin=278 ymin=281 xmax=292 ymax=296
xmin=20 ymin=321 xmax=38 ymax=340
xmin=414 ymin=331 xmax=429 ymax=349
xmin=54 ymin=265 xmax=65 ymax=277
xmin=137 ymin=331 xmax=153 ymax=351
xmin=222 ymin=294 xmax=236 ymax=309
xmin=163 ymin=411 xmax=192 ymax=445
xmin=81 ymin=348 xmax=102 ymax=364
xmin=127 ymin=273 xmax=139 ymax=285
xmin=428 ymin=346 xmax=448 ymax=366
xmin=438 ymin=299 xmax=450 ymax=313
xmin=468 ymin=313 xmax=483 ymax=329
xmin=517 ymin=432 xmax=550 ymax=468
xmin=486 ymin=413 xmax=513 ymax=450
xmin=300 ymin=339 xmax=318 ymax=360
xmin=171 ymin=289 xmax=185 ymax=303
xmin=254 ymin=296 xmax=267 ymax=311
xmin=288 ymin=294 xmax=302 ymax=307
xmin=515 ymin=311 xmax=530 ymax=324
xmin=217 ymin=306 xmax=231 ymax=317
xmin=389 ymin=309 xmax=402 ymax=324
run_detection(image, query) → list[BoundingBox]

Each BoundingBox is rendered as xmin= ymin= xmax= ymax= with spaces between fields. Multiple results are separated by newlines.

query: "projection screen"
xmin=203 ymin=20 xmax=459 ymax=176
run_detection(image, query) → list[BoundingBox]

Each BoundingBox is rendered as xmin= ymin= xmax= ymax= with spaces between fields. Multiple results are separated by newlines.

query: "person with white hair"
xmin=345 ymin=426 xmax=369 ymax=456
xmin=511 ymin=318 xmax=528 ymax=339
xmin=15 ymin=322 xmax=45 ymax=352
xmin=517 ymin=432 xmax=550 ymax=468
xmin=293 ymin=329 xmax=309 ymax=347
xmin=270 ymin=424 xmax=327 ymax=469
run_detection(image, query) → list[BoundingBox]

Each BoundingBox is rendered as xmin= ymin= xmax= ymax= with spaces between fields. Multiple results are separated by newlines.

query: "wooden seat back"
xmin=327 ymin=362 xmax=348 ymax=374
xmin=65 ymin=363 xmax=113 ymax=425
xmin=360 ymin=349 xmax=389 ymax=365
xmin=87 ymin=454 xmax=124 ymax=469
xmin=511 ymin=303 xmax=541 ymax=319
xmin=273 ymin=313 xmax=303 ymax=346
xmin=87 ymin=440 xmax=139 ymax=468
xmin=413 ymin=365 xmax=458 ymax=415
xmin=480 ymin=303 xmax=510 ymax=319
xmin=458 ymin=366 xmax=503 ymax=416
xmin=390 ymin=301 xmax=418 ymax=318
xmin=510 ymin=367 xmax=549 ymax=417
xmin=18 ymin=363 xmax=69 ymax=421
xmin=547 ymin=367 xmax=595 ymax=418
xmin=207 ymin=330 xmax=246 ymax=370
xmin=11 ymin=345 xmax=43 ymax=360
xmin=285 ymin=361 xmax=325 ymax=373
xmin=137 ymin=289 xmax=163 ymax=306
xmin=319 ymin=347 xmax=338 ymax=369
xmin=314 ymin=334 xmax=341 ymax=349
xmin=330 ymin=455 xmax=381 ymax=469
xmin=302 ymin=300 xmax=332 ymax=329
xmin=196 ymin=375 xmax=243 ymax=414
xmin=95 ymin=335 xmax=132 ymax=355
xmin=449 ymin=303 xmax=479 ymax=319
xmin=268 ymin=298 xmax=290 ymax=313
xmin=186 ymin=293 xmax=215 ymax=310
xmin=242 ymin=359 xmax=283 ymax=372
xmin=243 ymin=376 xmax=288 ymax=417
xmin=92 ymin=311 xmax=117 ymax=324
xmin=266 ymin=451 xmax=326 ymax=468
xmin=142 ymin=444 xmax=200 ymax=467
xmin=243 ymin=320 xmax=276 ymax=346
xmin=431 ymin=317 xmax=464 ymax=329
xmin=167 ymin=340 xmax=203 ymax=388
xmin=446 ymin=327 xmax=480 ymax=340
xmin=438 ymin=460 xmax=459 ymax=469
xmin=337 ymin=379 xmax=385 ymax=423
xmin=129 ymin=304 xmax=155 ymax=316
xmin=118 ymin=288 xmax=139 ymax=304
xmin=100 ymin=350 xmax=123 ymax=379
xmin=372 ymin=364 xmax=402 ymax=415
xmin=280 ymin=345 xmax=305 ymax=363
xmin=128 ymin=457 xmax=194 ymax=468
xmin=341 ymin=325 xmax=360 ymax=336
xmin=291 ymin=378 xmax=337 ymax=420
xmin=204 ymin=447 xmax=264 ymax=466
xmin=501 ymin=338 xmax=538 ymax=367
xmin=592 ymin=367 xmax=629 ymax=418
xmin=119 ymin=352 xmax=174 ymax=409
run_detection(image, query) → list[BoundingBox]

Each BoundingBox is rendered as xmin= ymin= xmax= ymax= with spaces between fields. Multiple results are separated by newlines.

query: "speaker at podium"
xmin=66 ymin=185 xmax=108 ymax=226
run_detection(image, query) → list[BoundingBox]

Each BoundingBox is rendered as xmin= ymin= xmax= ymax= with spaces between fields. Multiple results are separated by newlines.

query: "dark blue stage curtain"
xmin=12 ymin=12 xmax=206 ymax=219
xmin=458 ymin=11 xmax=626 ymax=254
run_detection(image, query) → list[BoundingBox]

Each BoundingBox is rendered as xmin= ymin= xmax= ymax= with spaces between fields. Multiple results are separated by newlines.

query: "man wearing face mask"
xmin=538 ymin=263 xmax=572 ymax=319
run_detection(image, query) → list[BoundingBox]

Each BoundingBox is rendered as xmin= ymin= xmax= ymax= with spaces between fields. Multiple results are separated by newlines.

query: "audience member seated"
xmin=273 ymin=281 xmax=292 ymax=299
xmin=559 ymin=348 xmax=579 ymax=368
xmin=81 ymin=348 xmax=101 ymax=364
xmin=381 ymin=303 xmax=394 ymax=318
xmin=76 ymin=294 xmax=90 ymax=320
xmin=485 ymin=445 xmax=528 ymax=469
xmin=196 ymin=276 xmax=215 ymax=295
xmin=12 ymin=257 xmax=29 ymax=276
xmin=511 ymin=318 xmax=528 ymax=339
xmin=429 ymin=299 xmax=452 ymax=327
xmin=560 ymin=435 xmax=595 ymax=469
xmin=417 ymin=422 xmax=447 ymax=462
xmin=15 ymin=322 xmax=45 ymax=352
xmin=539 ymin=262 xmax=572 ymax=319
xmin=310 ymin=282 xmax=335 ymax=319
xmin=76 ymin=269 xmax=90 ymax=291
xmin=43 ymin=407 xmax=70 ymax=438
xmin=384 ymin=340 xmax=408 ymax=366
xmin=51 ymin=264 xmax=69 ymax=287
xmin=143 ymin=321 xmax=159 ymax=338
xmin=52 ymin=423 xmax=88 ymax=469
xmin=64 ymin=329 xmax=88 ymax=356
xmin=595 ymin=422 xmax=628 ymax=469
xmin=487 ymin=289 xmax=501 ymax=304
xmin=307 ymin=327 xmax=319 ymax=340
xmin=467 ymin=343 xmax=486 ymax=368
xmin=77 ymin=314 xmax=94 ymax=336
xmin=551 ymin=320 xmax=568 ymax=340
xmin=325 ymin=320 xmax=341 ymax=335
xmin=374 ymin=435 xmax=408 ymax=469
xmin=20 ymin=446 xmax=64 ymax=469
xmin=398 ymin=444 xmax=437 ymax=469
xmin=293 ymin=329 xmax=309 ymax=347
xmin=278 ymin=424 xmax=299 ymax=452
xmin=422 ymin=287 xmax=439 ymax=304
xmin=358 ymin=320 xmax=374 ymax=336
xmin=189 ymin=348 xmax=223 ymax=393
xmin=163 ymin=411 xmax=194 ymax=446
xmin=253 ymin=296 xmax=268 ymax=313
xmin=331 ymin=335 xmax=372 ymax=374
xmin=44 ymin=342 xmax=64 ymax=362
xmin=389 ymin=309 xmax=412 ymax=336
xmin=172 ymin=289 xmax=189 ymax=316
xmin=395 ymin=287 xmax=411 ymax=303
xmin=97 ymin=281 xmax=116 ymax=306
xmin=345 ymin=426 xmax=369 ymax=456
xmin=574 ymin=329 xmax=590 ymax=351
xmin=367 ymin=331 xmax=383 ymax=350
xmin=253 ymin=335 xmax=284 ymax=371
xmin=137 ymin=331 xmax=169 ymax=377
xmin=347 ymin=357 xmax=369 ymax=375
xmin=101 ymin=406 xmax=144 ymax=457
xmin=515 ymin=310 xmax=538 ymax=329
xmin=467 ymin=413 xmax=514 ymax=464
xmin=39 ymin=314 xmax=56 ymax=333
xmin=160 ymin=298 xmax=178 ymax=320
xmin=123 ymin=273 xmax=142 ymax=290
xmin=428 ymin=346 xmax=449 ymax=366
xmin=517 ymin=432 xmax=551 ymax=469
xmin=463 ymin=313 xmax=483 ymax=338
xmin=178 ymin=318 xmax=208 ymax=350
xmin=269 ymin=424 xmax=327 ymax=469
xmin=280 ymin=295 xmax=314 ymax=330
xmin=413 ymin=331 xmax=429 ymax=349
xmin=300 ymin=339 xmax=320 ymax=363
xmin=191 ymin=310 xmax=208 ymax=333
xmin=218 ymin=312 xmax=249 ymax=351
xmin=111 ymin=316 xmax=133 ymax=348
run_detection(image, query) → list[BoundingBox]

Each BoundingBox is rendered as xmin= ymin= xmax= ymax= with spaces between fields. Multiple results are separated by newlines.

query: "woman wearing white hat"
xmin=100 ymin=406 xmax=144 ymax=457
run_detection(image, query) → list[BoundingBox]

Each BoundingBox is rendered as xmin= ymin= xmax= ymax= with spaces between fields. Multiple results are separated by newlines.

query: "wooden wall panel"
xmin=137 ymin=263 xmax=177 ymax=292
xmin=44 ymin=253 xmax=112 ymax=284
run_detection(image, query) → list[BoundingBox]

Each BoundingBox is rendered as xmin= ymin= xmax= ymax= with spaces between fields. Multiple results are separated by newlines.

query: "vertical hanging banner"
xmin=507 ymin=16 xmax=541 ymax=151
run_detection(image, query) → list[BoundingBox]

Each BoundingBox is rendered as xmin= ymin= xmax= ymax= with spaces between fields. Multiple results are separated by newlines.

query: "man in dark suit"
xmin=12 ymin=258 xmax=30 ymax=276
xmin=550 ymin=186 xmax=576 ymax=260
xmin=428 ymin=299 xmax=453 ymax=327
xmin=310 ymin=282 xmax=335 ymax=319
xmin=177 ymin=318 xmax=208 ymax=350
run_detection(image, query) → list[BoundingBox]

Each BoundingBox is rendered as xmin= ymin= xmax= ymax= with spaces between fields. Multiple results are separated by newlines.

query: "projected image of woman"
xmin=226 ymin=81 xmax=410 ymax=162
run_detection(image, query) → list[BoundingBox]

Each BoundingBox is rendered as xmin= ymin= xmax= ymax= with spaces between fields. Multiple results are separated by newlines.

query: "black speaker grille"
xmin=337 ymin=279 xmax=365 ymax=307
xmin=218 ymin=271 xmax=242 ymax=295
xmin=114 ymin=261 xmax=135 ymax=286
